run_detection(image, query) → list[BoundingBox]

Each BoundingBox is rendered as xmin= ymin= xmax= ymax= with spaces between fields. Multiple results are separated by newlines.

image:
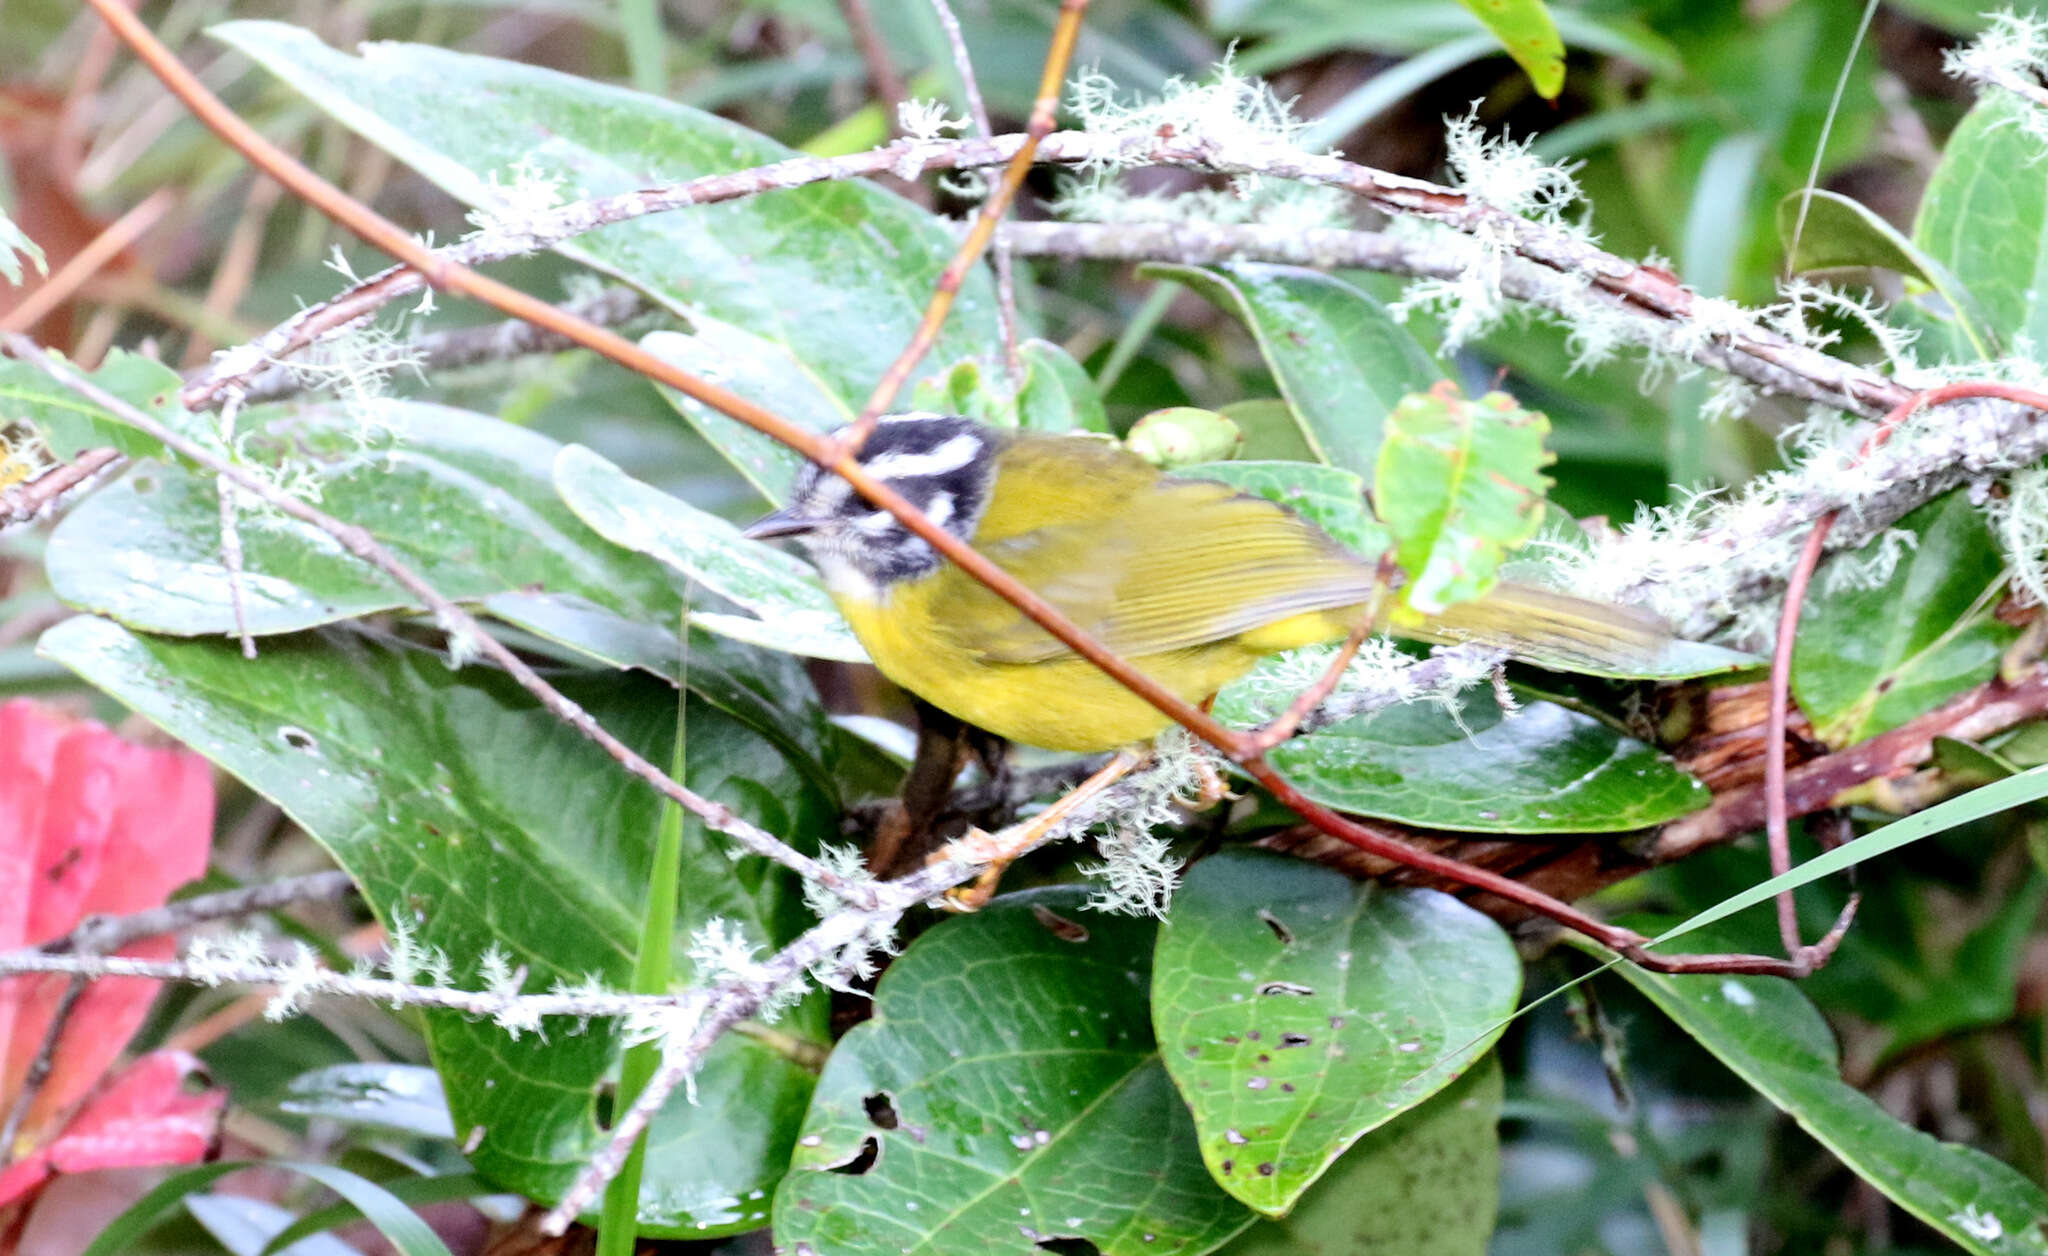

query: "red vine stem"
xmin=1765 ymin=380 xmax=2048 ymax=968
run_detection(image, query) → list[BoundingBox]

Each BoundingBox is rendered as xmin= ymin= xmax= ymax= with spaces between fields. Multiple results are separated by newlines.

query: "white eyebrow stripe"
xmin=861 ymin=433 xmax=980 ymax=480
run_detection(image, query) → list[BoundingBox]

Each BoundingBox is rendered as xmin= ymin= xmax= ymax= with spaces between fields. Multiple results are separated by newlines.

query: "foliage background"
xmin=6 ymin=1 xmax=2048 ymax=1254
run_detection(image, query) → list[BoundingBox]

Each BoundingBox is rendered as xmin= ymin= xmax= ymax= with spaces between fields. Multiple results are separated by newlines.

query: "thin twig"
xmin=842 ymin=0 xmax=1089 ymax=442
xmin=926 ymin=0 xmax=1022 ymax=376
xmin=42 ymin=870 xmax=359 ymax=957
xmin=0 ymin=188 xmax=174 ymax=336
xmin=839 ymin=0 xmax=911 ymax=137
xmin=214 ymin=391 xmax=256 ymax=659
xmin=0 ymin=447 xmax=122 ymax=529
xmin=0 ymin=333 xmax=877 ymax=910
xmin=0 ymin=977 xmax=87 ymax=1158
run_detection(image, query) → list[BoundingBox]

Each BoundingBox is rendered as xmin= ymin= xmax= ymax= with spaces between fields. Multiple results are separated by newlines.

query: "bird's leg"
xmin=1176 ymin=694 xmax=1236 ymax=810
xmin=869 ymin=701 xmax=973 ymax=879
xmin=1239 ymin=552 xmax=1398 ymax=757
xmin=939 ymin=749 xmax=1145 ymax=911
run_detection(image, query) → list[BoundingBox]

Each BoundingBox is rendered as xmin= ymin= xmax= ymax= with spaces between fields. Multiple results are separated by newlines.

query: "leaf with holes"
xmin=1153 ymin=851 xmax=1518 ymax=1216
xmin=1374 ymin=384 xmax=1553 ymax=615
xmin=1212 ymin=680 xmax=1708 ymax=833
xmin=552 ymin=442 xmax=866 ymax=663
xmin=41 ymin=617 xmax=829 ymax=1237
xmin=1215 ymin=1054 xmax=1501 ymax=1255
xmin=1145 ymin=263 xmax=1442 ymax=477
xmin=1793 ymin=491 xmax=2016 ymax=747
xmin=774 ymin=888 xmax=1254 ymax=1256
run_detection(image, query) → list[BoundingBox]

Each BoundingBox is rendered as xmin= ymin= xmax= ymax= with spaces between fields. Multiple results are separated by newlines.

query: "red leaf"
xmin=0 ymin=701 xmax=215 ymax=1152
xmin=0 ymin=1051 xmax=222 ymax=1210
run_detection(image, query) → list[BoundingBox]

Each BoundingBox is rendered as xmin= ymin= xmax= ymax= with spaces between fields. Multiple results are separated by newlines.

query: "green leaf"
xmin=1608 ymin=949 xmax=2048 ymax=1256
xmin=639 ymin=323 xmax=850 ymax=506
xmin=46 ymin=401 xmax=671 ymax=636
xmin=1914 ymin=89 xmax=2048 ymax=357
xmin=1793 ymin=491 xmax=2016 ymax=747
xmin=1153 ymin=851 xmax=1519 ymax=1216
xmin=209 ymin=21 xmax=1000 ymax=409
xmin=260 ymin=1175 xmax=500 ymax=1256
xmin=0 ymin=349 xmax=194 ymax=460
xmin=86 ymin=1161 xmax=452 ymax=1256
xmin=774 ymin=888 xmax=1255 ymax=1256
xmin=1017 ymin=339 xmax=1111 ymax=434
xmin=552 ymin=442 xmax=865 ymax=662
xmin=1375 ymin=385 xmax=1552 ymax=615
xmin=1179 ymin=461 xmax=1391 ymax=558
xmin=1214 ymin=680 xmax=1708 ymax=833
xmin=1144 ymin=262 xmax=1442 ymax=477
xmin=274 ymin=1063 xmax=454 ymax=1139
xmin=0 ymin=208 xmax=46 ymax=286
xmin=43 ymin=618 xmax=828 ymax=1236
xmin=1214 ymin=1054 xmax=1501 ymax=1256
xmin=1453 ymin=0 xmax=1564 ymax=97
xmin=1778 ymin=188 xmax=1999 ymax=359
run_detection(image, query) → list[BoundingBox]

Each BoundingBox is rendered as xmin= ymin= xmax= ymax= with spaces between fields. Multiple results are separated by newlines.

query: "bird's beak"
xmin=741 ymin=507 xmax=821 ymax=540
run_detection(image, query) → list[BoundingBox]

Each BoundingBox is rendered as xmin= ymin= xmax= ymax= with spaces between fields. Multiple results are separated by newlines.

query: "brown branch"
xmin=842 ymin=0 xmax=1087 ymax=439
xmin=839 ymin=0 xmax=911 ymax=138
xmin=0 ymin=446 xmax=122 ymax=529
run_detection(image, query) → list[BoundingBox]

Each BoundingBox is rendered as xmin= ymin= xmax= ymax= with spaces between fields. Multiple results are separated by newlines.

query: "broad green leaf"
xmin=1181 ymin=460 xmax=1391 ymax=558
xmin=1778 ymin=188 xmax=1999 ymax=359
xmin=43 ymin=618 xmax=829 ymax=1236
xmin=553 ymin=442 xmax=865 ymax=662
xmin=1453 ymin=0 xmax=1564 ymax=97
xmin=775 ymin=888 xmax=1255 ymax=1256
xmin=1215 ymin=1055 xmax=1501 ymax=1255
xmin=1143 ymin=263 xmax=1442 ymax=476
xmin=1375 ymin=385 xmax=1552 ymax=615
xmin=274 ymin=1063 xmax=454 ymax=1139
xmin=1153 ymin=851 xmax=1519 ymax=1215
xmin=640 ymin=323 xmax=849 ymax=506
xmin=1793 ymin=491 xmax=2016 ymax=746
xmin=1915 ymin=89 xmax=2048 ymax=357
xmin=1609 ymin=948 xmax=2048 ymax=1256
xmin=46 ymin=402 xmax=684 ymax=636
xmin=0 ymin=208 xmax=46 ymax=285
xmin=0 ymin=349 xmax=194 ymax=460
xmin=210 ymin=21 xmax=1001 ymax=411
xmin=1214 ymin=679 xmax=1708 ymax=833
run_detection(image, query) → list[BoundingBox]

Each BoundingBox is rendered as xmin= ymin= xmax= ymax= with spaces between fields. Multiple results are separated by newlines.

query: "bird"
xmin=743 ymin=412 xmax=1665 ymax=755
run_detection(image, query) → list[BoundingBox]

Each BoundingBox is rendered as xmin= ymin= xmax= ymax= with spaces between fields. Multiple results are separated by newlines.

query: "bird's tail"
xmin=1390 ymin=581 xmax=1669 ymax=674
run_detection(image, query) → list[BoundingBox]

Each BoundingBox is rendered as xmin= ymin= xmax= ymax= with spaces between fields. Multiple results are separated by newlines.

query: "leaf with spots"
xmin=40 ymin=617 xmax=831 ymax=1237
xmin=774 ymin=888 xmax=1254 ymax=1256
xmin=1453 ymin=0 xmax=1566 ymax=98
xmin=1215 ymin=1054 xmax=1501 ymax=1255
xmin=1374 ymin=383 xmax=1554 ymax=615
xmin=1152 ymin=851 xmax=1520 ymax=1217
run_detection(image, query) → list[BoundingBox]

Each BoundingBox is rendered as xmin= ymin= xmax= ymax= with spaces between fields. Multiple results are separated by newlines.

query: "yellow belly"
xmin=835 ymin=586 xmax=1357 ymax=752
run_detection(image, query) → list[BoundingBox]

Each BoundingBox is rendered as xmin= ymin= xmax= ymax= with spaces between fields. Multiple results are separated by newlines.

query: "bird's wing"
xmin=934 ymin=475 xmax=1377 ymax=664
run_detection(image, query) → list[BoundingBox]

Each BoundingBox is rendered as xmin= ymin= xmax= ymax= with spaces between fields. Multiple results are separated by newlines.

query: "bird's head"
xmin=742 ymin=413 xmax=996 ymax=596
